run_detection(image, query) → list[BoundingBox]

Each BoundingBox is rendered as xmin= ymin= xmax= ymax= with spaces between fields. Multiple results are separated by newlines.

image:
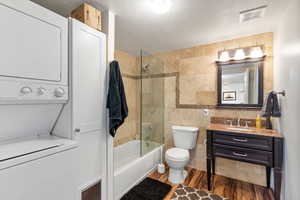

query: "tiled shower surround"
xmin=114 ymin=50 xmax=140 ymax=147
xmin=114 ymin=32 xmax=273 ymax=186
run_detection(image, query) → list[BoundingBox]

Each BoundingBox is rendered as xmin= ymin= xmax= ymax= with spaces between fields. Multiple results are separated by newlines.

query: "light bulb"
xmin=250 ymin=47 xmax=264 ymax=58
xmin=148 ymin=0 xmax=172 ymax=14
xmin=219 ymin=51 xmax=230 ymax=62
xmin=234 ymin=49 xmax=246 ymax=60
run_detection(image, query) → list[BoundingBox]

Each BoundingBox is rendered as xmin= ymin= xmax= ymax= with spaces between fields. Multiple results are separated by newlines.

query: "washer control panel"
xmin=0 ymin=81 xmax=68 ymax=104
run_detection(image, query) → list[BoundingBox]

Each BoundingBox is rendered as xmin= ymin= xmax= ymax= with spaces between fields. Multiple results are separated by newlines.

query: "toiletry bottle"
xmin=256 ymin=114 xmax=262 ymax=129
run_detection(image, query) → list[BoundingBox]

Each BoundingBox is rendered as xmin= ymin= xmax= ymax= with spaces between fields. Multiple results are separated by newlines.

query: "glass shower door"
xmin=140 ymin=50 xmax=164 ymax=156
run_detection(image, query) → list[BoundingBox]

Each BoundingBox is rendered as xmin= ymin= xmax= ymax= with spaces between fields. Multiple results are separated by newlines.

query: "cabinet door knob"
xmin=75 ymin=128 xmax=81 ymax=133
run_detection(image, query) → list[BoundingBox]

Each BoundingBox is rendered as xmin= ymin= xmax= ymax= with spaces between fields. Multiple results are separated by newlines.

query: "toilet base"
xmin=168 ymin=168 xmax=188 ymax=184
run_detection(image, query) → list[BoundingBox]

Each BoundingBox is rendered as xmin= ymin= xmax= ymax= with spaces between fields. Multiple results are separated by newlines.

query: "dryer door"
xmin=0 ymin=1 xmax=68 ymax=84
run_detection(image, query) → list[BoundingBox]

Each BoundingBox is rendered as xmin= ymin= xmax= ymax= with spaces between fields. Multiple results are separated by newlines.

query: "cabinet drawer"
xmin=214 ymin=144 xmax=273 ymax=166
xmin=213 ymin=131 xmax=273 ymax=151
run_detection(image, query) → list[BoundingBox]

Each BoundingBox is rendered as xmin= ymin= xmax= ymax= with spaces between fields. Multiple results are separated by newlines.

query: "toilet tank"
xmin=172 ymin=126 xmax=199 ymax=149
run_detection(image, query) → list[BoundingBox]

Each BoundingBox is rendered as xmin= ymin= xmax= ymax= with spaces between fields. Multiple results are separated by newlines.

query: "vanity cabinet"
xmin=206 ymin=125 xmax=283 ymax=200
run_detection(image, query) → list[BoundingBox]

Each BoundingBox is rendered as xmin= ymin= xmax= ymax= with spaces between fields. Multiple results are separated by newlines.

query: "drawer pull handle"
xmin=232 ymin=138 xmax=248 ymax=142
xmin=233 ymin=152 xmax=248 ymax=157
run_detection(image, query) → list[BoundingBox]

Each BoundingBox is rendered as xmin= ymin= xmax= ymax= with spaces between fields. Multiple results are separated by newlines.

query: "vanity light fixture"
xmin=250 ymin=46 xmax=264 ymax=58
xmin=217 ymin=46 xmax=265 ymax=63
xmin=148 ymin=0 xmax=172 ymax=14
xmin=234 ymin=49 xmax=246 ymax=60
xmin=219 ymin=51 xmax=230 ymax=62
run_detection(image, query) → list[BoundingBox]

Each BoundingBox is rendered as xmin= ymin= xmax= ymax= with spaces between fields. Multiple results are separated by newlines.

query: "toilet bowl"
xmin=166 ymin=148 xmax=190 ymax=184
xmin=165 ymin=126 xmax=199 ymax=184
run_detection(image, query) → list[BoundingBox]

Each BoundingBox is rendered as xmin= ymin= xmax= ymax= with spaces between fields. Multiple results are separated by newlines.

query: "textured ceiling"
xmin=31 ymin=0 xmax=289 ymax=55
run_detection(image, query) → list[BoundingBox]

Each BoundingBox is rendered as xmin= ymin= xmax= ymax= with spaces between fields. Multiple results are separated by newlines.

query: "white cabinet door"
xmin=0 ymin=0 xmax=68 ymax=85
xmin=71 ymin=20 xmax=107 ymax=134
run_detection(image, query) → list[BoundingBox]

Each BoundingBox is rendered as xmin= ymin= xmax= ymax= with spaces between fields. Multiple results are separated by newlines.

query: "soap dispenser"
xmin=256 ymin=114 xmax=262 ymax=129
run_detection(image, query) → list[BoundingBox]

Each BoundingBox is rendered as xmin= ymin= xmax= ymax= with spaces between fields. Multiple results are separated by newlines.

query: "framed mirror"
xmin=217 ymin=58 xmax=264 ymax=108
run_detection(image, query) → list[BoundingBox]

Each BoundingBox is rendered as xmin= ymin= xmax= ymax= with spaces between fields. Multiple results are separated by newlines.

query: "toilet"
xmin=165 ymin=126 xmax=199 ymax=184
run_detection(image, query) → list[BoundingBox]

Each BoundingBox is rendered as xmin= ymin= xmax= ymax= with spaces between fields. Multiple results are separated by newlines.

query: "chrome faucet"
xmin=245 ymin=121 xmax=251 ymax=128
xmin=245 ymin=121 xmax=249 ymax=128
xmin=226 ymin=120 xmax=233 ymax=127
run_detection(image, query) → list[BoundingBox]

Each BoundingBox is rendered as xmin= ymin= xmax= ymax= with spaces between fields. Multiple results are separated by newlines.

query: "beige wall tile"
xmin=165 ymin=77 xmax=176 ymax=108
xmin=155 ymin=32 xmax=273 ymax=107
xmin=114 ymin=50 xmax=140 ymax=147
xmin=115 ymin=49 xmax=139 ymax=75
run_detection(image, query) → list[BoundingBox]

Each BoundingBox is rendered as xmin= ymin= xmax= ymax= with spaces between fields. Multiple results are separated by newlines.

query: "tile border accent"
xmin=122 ymin=72 xmax=178 ymax=80
xmin=122 ymin=73 xmax=139 ymax=79
xmin=122 ymin=72 xmax=262 ymax=110
xmin=174 ymin=72 xmax=216 ymax=109
xmin=142 ymin=72 xmax=178 ymax=79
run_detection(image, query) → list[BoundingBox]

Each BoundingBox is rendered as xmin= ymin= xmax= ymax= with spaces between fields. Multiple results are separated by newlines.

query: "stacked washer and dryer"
xmin=0 ymin=0 xmax=73 ymax=169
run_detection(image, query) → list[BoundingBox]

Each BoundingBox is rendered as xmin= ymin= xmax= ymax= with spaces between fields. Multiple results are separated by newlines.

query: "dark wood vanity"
xmin=206 ymin=124 xmax=283 ymax=200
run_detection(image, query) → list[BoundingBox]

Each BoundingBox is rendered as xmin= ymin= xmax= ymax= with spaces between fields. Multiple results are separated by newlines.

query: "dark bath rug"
xmin=121 ymin=177 xmax=172 ymax=200
xmin=170 ymin=184 xmax=230 ymax=200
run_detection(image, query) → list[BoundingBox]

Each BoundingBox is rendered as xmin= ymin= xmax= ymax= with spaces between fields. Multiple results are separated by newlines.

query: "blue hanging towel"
xmin=106 ymin=61 xmax=128 ymax=137
xmin=261 ymin=91 xmax=281 ymax=118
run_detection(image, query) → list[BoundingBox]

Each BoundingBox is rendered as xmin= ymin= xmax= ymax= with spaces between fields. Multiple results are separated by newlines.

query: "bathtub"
xmin=114 ymin=140 xmax=162 ymax=199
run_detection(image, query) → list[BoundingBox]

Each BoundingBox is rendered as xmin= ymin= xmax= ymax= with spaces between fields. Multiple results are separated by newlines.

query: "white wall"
xmin=274 ymin=0 xmax=300 ymax=199
xmin=102 ymin=10 xmax=116 ymax=200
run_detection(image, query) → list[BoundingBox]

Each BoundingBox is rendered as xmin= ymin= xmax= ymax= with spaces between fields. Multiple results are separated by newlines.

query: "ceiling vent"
xmin=239 ymin=5 xmax=267 ymax=23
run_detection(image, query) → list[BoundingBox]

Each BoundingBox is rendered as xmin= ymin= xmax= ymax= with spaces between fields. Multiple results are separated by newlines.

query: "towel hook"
xmin=275 ymin=90 xmax=286 ymax=96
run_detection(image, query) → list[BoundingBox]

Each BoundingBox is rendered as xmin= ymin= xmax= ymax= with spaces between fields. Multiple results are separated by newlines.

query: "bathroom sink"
xmin=226 ymin=127 xmax=252 ymax=132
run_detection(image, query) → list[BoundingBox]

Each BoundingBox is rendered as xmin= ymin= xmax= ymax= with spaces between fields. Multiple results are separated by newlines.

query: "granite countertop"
xmin=207 ymin=123 xmax=282 ymax=138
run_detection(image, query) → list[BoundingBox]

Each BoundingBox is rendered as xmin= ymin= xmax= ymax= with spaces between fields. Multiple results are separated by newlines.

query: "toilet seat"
xmin=166 ymin=148 xmax=189 ymax=161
